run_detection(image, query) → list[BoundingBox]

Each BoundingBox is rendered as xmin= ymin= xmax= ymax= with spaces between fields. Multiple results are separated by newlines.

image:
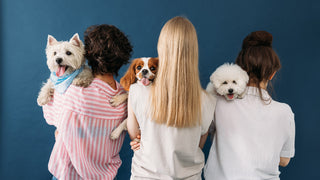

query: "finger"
xmin=130 ymin=141 xmax=137 ymax=146
xmin=131 ymin=145 xmax=136 ymax=150
xmin=131 ymin=143 xmax=140 ymax=149
xmin=131 ymin=144 xmax=139 ymax=150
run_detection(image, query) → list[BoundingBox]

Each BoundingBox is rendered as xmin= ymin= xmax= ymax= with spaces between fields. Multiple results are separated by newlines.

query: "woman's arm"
xmin=279 ymin=157 xmax=291 ymax=167
xmin=130 ymin=135 xmax=141 ymax=151
xmin=199 ymin=131 xmax=209 ymax=149
xmin=42 ymin=95 xmax=58 ymax=127
xmin=127 ymin=95 xmax=140 ymax=140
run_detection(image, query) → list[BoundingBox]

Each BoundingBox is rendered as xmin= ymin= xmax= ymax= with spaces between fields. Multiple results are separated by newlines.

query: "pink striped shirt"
xmin=43 ymin=78 xmax=127 ymax=180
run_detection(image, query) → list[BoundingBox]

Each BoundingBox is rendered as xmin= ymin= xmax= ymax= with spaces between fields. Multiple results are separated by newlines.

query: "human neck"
xmin=248 ymin=80 xmax=268 ymax=90
xmin=95 ymin=73 xmax=117 ymax=90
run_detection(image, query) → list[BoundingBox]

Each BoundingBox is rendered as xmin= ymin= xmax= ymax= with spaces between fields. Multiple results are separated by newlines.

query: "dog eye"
xmin=54 ymin=52 xmax=57 ymax=56
xmin=137 ymin=66 xmax=142 ymax=70
xmin=222 ymin=81 xmax=228 ymax=84
xmin=66 ymin=51 xmax=72 ymax=55
xmin=150 ymin=67 xmax=155 ymax=71
xmin=233 ymin=80 xmax=237 ymax=84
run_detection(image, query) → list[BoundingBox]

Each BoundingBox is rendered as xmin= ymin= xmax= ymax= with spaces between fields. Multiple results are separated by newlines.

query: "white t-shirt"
xmin=129 ymin=84 xmax=216 ymax=180
xmin=204 ymin=86 xmax=295 ymax=180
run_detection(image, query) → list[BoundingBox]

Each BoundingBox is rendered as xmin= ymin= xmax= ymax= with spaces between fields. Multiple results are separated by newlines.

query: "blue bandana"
xmin=50 ymin=66 xmax=84 ymax=94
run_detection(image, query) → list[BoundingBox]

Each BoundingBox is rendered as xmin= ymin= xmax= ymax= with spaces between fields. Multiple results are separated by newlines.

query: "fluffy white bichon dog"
xmin=206 ymin=63 xmax=249 ymax=100
xmin=37 ymin=33 xmax=93 ymax=106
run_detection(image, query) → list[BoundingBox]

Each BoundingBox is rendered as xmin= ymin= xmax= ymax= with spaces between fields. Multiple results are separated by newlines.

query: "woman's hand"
xmin=130 ymin=135 xmax=141 ymax=151
xmin=55 ymin=129 xmax=59 ymax=139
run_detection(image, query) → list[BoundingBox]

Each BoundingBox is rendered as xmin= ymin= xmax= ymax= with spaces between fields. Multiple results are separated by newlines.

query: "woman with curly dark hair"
xmin=85 ymin=24 xmax=132 ymax=77
xmin=44 ymin=24 xmax=133 ymax=180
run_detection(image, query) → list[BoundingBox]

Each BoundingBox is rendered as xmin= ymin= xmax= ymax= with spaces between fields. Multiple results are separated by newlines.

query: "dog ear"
xmin=153 ymin=57 xmax=159 ymax=64
xmin=206 ymin=82 xmax=216 ymax=95
xmin=47 ymin=35 xmax=57 ymax=47
xmin=69 ymin=33 xmax=82 ymax=47
xmin=210 ymin=71 xmax=221 ymax=90
xmin=238 ymin=67 xmax=249 ymax=89
xmin=151 ymin=57 xmax=159 ymax=71
xmin=120 ymin=58 xmax=139 ymax=91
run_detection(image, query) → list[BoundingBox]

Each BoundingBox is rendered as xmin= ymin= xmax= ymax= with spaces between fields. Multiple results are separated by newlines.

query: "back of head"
xmin=236 ymin=31 xmax=281 ymax=101
xmin=150 ymin=16 xmax=202 ymax=128
xmin=84 ymin=24 xmax=133 ymax=76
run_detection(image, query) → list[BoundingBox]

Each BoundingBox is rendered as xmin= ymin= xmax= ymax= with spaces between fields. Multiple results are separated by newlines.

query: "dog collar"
xmin=50 ymin=66 xmax=84 ymax=94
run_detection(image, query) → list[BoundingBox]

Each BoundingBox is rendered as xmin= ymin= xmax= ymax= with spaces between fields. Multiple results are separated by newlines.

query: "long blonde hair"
xmin=149 ymin=16 xmax=202 ymax=128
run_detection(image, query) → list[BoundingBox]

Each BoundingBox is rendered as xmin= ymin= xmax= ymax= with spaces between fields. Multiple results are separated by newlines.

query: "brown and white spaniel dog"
xmin=110 ymin=57 xmax=158 ymax=139
xmin=120 ymin=57 xmax=158 ymax=91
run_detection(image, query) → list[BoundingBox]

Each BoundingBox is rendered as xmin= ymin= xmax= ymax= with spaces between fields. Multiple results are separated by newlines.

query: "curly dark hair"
xmin=84 ymin=24 xmax=133 ymax=76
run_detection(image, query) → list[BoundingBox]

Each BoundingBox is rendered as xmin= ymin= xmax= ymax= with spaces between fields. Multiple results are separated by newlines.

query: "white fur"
xmin=206 ymin=63 xmax=249 ymax=100
xmin=46 ymin=33 xmax=85 ymax=74
xmin=136 ymin=57 xmax=157 ymax=83
xmin=37 ymin=33 xmax=93 ymax=106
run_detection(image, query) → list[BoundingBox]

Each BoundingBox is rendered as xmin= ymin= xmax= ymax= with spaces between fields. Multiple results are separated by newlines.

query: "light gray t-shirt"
xmin=204 ymin=86 xmax=295 ymax=180
xmin=129 ymin=84 xmax=216 ymax=180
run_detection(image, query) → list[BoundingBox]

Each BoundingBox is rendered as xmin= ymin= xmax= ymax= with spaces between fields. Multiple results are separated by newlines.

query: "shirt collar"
xmin=91 ymin=78 xmax=121 ymax=96
xmin=246 ymin=86 xmax=271 ymax=100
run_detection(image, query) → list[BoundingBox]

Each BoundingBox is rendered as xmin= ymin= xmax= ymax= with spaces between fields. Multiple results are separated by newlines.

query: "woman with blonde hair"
xmin=127 ymin=16 xmax=216 ymax=179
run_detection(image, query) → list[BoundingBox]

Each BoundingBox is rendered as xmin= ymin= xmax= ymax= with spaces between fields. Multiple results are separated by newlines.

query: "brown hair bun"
xmin=236 ymin=30 xmax=281 ymax=103
xmin=242 ymin=31 xmax=273 ymax=49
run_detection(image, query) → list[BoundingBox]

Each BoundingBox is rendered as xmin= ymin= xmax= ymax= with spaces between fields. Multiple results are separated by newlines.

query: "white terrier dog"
xmin=206 ymin=63 xmax=249 ymax=100
xmin=37 ymin=33 xmax=93 ymax=106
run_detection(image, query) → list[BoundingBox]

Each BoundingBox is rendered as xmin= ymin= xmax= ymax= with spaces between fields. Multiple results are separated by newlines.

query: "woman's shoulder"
xmin=201 ymin=90 xmax=217 ymax=113
xmin=66 ymin=78 xmax=125 ymax=104
xmin=201 ymin=90 xmax=216 ymax=102
xmin=271 ymin=100 xmax=294 ymax=118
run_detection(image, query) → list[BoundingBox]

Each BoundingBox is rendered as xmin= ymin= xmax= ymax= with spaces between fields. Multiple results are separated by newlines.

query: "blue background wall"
xmin=0 ymin=0 xmax=319 ymax=179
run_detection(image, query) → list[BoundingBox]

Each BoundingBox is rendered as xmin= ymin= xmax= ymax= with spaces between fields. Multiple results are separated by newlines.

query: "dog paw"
xmin=110 ymin=128 xmax=122 ymax=140
xmin=73 ymin=68 xmax=94 ymax=87
xmin=49 ymin=88 xmax=54 ymax=97
xmin=109 ymin=97 xmax=122 ymax=107
xmin=110 ymin=93 xmax=128 ymax=107
xmin=37 ymin=94 xmax=51 ymax=106
xmin=73 ymin=78 xmax=92 ymax=87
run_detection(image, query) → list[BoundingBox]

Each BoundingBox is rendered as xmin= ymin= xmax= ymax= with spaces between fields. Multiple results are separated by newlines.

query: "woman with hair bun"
xmin=204 ymin=31 xmax=295 ymax=180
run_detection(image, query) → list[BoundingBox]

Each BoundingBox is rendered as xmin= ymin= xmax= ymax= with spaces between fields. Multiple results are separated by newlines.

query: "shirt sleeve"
xmin=42 ymin=96 xmax=58 ymax=127
xmin=280 ymin=109 xmax=295 ymax=158
xmin=201 ymin=92 xmax=216 ymax=135
xmin=59 ymin=110 xmax=120 ymax=179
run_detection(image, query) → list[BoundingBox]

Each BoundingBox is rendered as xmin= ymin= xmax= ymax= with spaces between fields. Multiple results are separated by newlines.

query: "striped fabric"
xmin=43 ymin=78 xmax=127 ymax=180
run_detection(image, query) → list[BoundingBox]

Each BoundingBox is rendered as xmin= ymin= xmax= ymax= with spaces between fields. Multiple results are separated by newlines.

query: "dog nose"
xmin=56 ymin=58 xmax=63 ymax=64
xmin=142 ymin=69 xmax=148 ymax=75
xmin=228 ymin=89 xmax=234 ymax=93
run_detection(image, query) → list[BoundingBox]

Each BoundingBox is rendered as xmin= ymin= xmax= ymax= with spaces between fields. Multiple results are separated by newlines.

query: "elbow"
xmin=128 ymin=128 xmax=140 ymax=140
xmin=279 ymin=157 xmax=290 ymax=167
xmin=127 ymin=130 xmax=136 ymax=140
xmin=127 ymin=122 xmax=139 ymax=140
xmin=279 ymin=162 xmax=289 ymax=167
